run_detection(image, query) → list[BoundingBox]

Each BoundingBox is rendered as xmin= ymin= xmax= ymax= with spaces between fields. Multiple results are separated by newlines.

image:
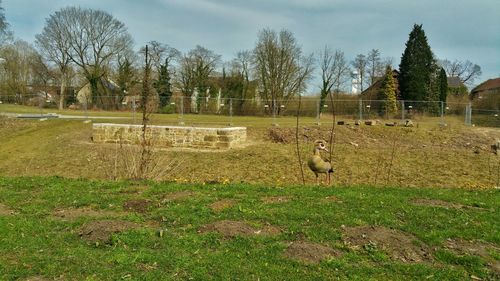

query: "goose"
xmin=308 ymin=140 xmax=334 ymax=184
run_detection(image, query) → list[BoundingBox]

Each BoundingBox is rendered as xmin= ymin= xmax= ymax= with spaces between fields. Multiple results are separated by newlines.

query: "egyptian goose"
xmin=307 ymin=140 xmax=334 ymax=184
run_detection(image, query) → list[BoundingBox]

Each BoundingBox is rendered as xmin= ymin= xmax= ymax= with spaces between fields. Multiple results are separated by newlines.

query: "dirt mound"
xmin=78 ymin=220 xmax=140 ymax=244
xmin=261 ymin=196 xmax=291 ymax=203
xmin=284 ymin=241 xmax=341 ymax=264
xmin=53 ymin=207 xmax=122 ymax=220
xmin=342 ymin=225 xmax=432 ymax=263
xmin=0 ymin=203 xmax=16 ymax=216
xmin=445 ymin=239 xmax=500 ymax=273
xmin=411 ymin=198 xmax=486 ymax=210
xmin=123 ymin=199 xmax=151 ymax=213
xmin=199 ymin=220 xmax=281 ymax=238
xmin=162 ymin=191 xmax=195 ymax=202
xmin=209 ymin=199 xmax=236 ymax=211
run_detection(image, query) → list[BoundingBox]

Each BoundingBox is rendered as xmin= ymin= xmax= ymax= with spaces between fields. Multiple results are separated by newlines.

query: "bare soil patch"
xmin=162 ymin=191 xmax=195 ymax=202
xmin=78 ymin=220 xmax=140 ymax=244
xmin=209 ymin=199 xmax=236 ymax=212
xmin=342 ymin=225 xmax=432 ymax=263
xmin=0 ymin=203 xmax=16 ymax=216
xmin=199 ymin=220 xmax=281 ymax=238
xmin=444 ymin=239 xmax=500 ymax=273
xmin=53 ymin=207 xmax=122 ymax=220
xmin=411 ymin=198 xmax=486 ymax=210
xmin=123 ymin=199 xmax=151 ymax=213
xmin=284 ymin=241 xmax=341 ymax=264
xmin=261 ymin=196 xmax=291 ymax=204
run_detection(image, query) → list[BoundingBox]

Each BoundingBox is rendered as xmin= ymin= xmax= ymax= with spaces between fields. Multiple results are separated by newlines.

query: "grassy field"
xmin=0 ymin=176 xmax=499 ymax=280
xmin=0 ymin=109 xmax=499 ymax=188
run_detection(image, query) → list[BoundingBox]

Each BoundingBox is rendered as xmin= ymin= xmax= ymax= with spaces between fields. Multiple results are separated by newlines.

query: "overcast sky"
xmin=3 ymin=0 xmax=499 ymax=91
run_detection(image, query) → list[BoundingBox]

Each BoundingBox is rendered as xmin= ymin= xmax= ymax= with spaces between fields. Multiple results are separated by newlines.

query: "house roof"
xmin=471 ymin=77 xmax=500 ymax=94
xmin=447 ymin=76 xmax=463 ymax=88
xmin=361 ymin=70 xmax=400 ymax=100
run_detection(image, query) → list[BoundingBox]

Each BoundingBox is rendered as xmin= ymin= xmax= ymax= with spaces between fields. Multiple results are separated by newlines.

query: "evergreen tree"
xmin=378 ymin=65 xmax=397 ymax=116
xmin=398 ymin=24 xmax=435 ymax=104
xmin=439 ymin=67 xmax=448 ymax=103
xmin=154 ymin=58 xmax=173 ymax=108
xmin=117 ymin=58 xmax=134 ymax=95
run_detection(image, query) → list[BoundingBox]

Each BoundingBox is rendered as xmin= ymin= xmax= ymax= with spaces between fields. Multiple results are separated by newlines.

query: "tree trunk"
xmin=59 ymin=77 xmax=66 ymax=110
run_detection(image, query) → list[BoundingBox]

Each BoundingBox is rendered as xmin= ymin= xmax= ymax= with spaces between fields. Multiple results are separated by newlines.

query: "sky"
xmin=3 ymin=0 xmax=500 ymax=92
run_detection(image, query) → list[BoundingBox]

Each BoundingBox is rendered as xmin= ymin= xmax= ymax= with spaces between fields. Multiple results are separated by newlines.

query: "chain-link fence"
xmin=0 ymin=93 xmax=498 ymax=127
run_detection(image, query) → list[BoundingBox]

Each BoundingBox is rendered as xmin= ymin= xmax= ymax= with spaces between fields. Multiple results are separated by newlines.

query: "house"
xmin=360 ymin=70 xmax=400 ymax=100
xmin=471 ymin=77 xmax=500 ymax=98
xmin=470 ymin=77 xmax=500 ymax=110
xmin=447 ymin=76 xmax=467 ymax=95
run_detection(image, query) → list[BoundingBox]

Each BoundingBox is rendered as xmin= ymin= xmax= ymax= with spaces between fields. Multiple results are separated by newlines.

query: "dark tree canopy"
xmin=439 ymin=67 xmax=448 ymax=103
xmin=398 ymin=24 xmax=435 ymax=102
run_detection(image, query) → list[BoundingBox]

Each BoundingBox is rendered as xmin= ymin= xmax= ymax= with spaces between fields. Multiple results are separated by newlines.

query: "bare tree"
xmin=0 ymin=40 xmax=39 ymax=102
xmin=35 ymin=11 xmax=73 ymax=110
xmin=0 ymin=0 xmax=11 ymax=44
xmin=177 ymin=45 xmax=220 ymax=111
xmin=318 ymin=47 xmax=350 ymax=111
xmin=253 ymin=28 xmax=314 ymax=114
xmin=440 ymin=59 xmax=482 ymax=86
xmin=140 ymin=41 xmax=180 ymax=75
xmin=366 ymin=49 xmax=383 ymax=86
xmin=53 ymin=7 xmax=133 ymax=108
xmin=351 ymin=54 xmax=368 ymax=92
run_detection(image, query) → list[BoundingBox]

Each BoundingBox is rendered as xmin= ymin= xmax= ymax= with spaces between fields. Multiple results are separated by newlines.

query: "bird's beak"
xmin=323 ymin=147 xmax=329 ymax=152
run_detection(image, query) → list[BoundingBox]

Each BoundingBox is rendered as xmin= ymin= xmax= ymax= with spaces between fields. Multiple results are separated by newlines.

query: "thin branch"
xmin=295 ymin=94 xmax=305 ymax=185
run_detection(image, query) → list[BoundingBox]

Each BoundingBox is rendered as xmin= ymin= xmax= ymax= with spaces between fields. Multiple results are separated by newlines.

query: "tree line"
xmin=0 ymin=3 xmax=483 ymax=115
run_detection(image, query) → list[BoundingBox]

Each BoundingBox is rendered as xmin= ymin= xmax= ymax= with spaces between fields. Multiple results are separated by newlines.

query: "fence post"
xmin=358 ymin=99 xmax=363 ymax=121
xmin=229 ymin=98 xmax=233 ymax=126
xmin=179 ymin=96 xmax=184 ymax=125
xmin=132 ymin=97 xmax=136 ymax=124
xmin=316 ymin=99 xmax=321 ymax=125
xmin=440 ymin=101 xmax=445 ymax=126
xmin=401 ymin=100 xmax=405 ymax=122
xmin=465 ymin=102 xmax=472 ymax=126
xmin=84 ymin=98 xmax=89 ymax=120
xmin=272 ymin=101 xmax=277 ymax=126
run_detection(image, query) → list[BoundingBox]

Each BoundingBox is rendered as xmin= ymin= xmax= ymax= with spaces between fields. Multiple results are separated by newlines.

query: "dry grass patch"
xmin=123 ymin=199 xmax=152 ymax=213
xmin=198 ymin=220 xmax=281 ymax=238
xmin=342 ymin=225 xmax=432 ymax=263
xmin=284 ymin=241 xmax=341 ymax=264
xmin=445 ymin=239 xmax=500 ymax=274
xmin=161 ymin=191 xmax=195 ymax=202
xmin=53 ymin=207 xmax=123 ymax=220
xmin=0 ymin=203 xmax=16 ymax=216
xmin=209 ymin=199 xmax=236 ymax=212
xmin=411 ymin=198 xmax=487 ymax=210
xmin=78 ymin=220 xmax=140 ymax=244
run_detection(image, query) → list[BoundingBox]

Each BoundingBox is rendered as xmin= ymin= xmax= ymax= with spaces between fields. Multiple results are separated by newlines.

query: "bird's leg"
xmin=315 ymin=174 xmax=319 ymax=185
xmin=328 ymin=173 xmax=331 ymax=185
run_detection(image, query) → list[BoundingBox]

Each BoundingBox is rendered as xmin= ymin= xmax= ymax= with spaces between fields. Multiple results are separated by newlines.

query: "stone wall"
xmin=92 ymin=123 xmax=247 ymax=149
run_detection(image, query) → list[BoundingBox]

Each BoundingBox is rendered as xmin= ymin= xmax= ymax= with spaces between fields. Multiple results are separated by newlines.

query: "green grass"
xmin=0 ymin=176 xmax=499 ymax=280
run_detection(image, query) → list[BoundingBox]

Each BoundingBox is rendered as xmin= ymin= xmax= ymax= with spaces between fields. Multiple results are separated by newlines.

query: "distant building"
xmin=360 ymin=70 xmax=400 ymax=100
xmin=471 ymin=77 xmax=500 ymax=99
xmin=470 ymin=77 xmax=500 ymax=110
xmin=447 ymin=76 xmax=467 ymax=95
